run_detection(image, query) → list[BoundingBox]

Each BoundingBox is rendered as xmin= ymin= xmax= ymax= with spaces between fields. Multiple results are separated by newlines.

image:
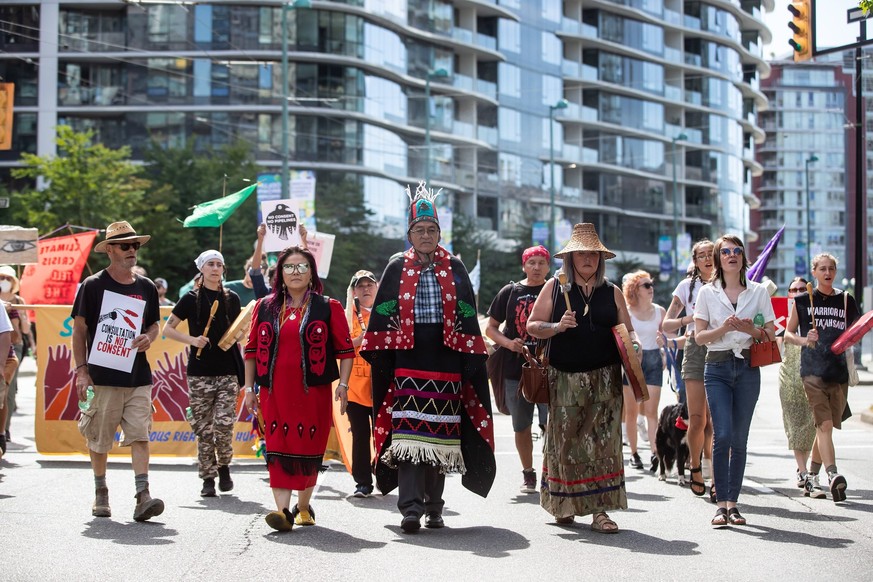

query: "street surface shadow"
xmin=742 ymin=503 xmax=857 ymax=523
xmin=626 ymin=491 xmax=672 ymax=503
xmin=387 ymin=525 xmax=530 ymax=557
xmin=508 ymin=493 xmax=541 ymax=505
xmin=556 ymin=527 xmax=700 ymax=555
xmin=263 ymin=525 xmax=387 ymax=552
xmin=179 ymin=497 xmax=269 ymax=516
xmin=82 ymin=519 xmax=178 ymax=546
xmin=719 ymin=524 xmax=854 ymax=548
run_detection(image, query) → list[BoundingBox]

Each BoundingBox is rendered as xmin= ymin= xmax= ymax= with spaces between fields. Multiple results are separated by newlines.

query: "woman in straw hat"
xmin=527 ymin=223 xmax=636 ymax=533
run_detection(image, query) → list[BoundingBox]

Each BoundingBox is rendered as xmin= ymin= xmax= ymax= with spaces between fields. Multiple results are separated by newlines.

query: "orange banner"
xmin=34 ymin=305 xmax=258 ymax=457
xmin=19 ymin=231 xmax=98 ymax=306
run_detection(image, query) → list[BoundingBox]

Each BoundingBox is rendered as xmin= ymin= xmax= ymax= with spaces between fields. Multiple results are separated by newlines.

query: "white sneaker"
xmin=804 ymin=473 xmax=827 ymax=499
xmin=636 ymin=416 xmax=648 ymax=443
xmin=795 ymin=469 xmax=808 ymax=489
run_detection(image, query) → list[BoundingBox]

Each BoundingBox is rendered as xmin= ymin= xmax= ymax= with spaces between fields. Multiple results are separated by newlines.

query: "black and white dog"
xmin=654 ymin=402 xmax=689 ymax=485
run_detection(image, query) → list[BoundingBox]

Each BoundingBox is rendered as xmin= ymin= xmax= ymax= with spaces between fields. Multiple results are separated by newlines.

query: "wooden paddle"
xmin=806 ymin=282 xmax=816 ymax=348
xmin=196 ymin=299 xmax=219 ymax=359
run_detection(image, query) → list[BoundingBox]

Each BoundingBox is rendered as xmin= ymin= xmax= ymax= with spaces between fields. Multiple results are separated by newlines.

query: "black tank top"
xmin=548 ymin=282 xmax=621 ymax=373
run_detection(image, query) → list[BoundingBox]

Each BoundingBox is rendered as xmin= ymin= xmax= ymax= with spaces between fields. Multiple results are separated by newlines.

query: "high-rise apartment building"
xmin=754 ymin=61 xmax=856 ymax=291
xmin=0 ymin=0 xmax=773 ymax=273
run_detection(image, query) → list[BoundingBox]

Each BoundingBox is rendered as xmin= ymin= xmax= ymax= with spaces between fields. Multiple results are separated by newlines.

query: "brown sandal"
xmin=591 ymin=512 xmax=619 ymax=534
xmin=711 ymin=507 xmax=728 ymax=528
xmin=727 ymin=508 xmax=746 ymax=525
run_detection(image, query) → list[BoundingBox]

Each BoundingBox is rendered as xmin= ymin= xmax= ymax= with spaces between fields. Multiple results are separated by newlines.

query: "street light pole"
xmin=672 ymin=132 xmax=688 ymax=289
xmin=280 ymin=1 xmax=311 ymax=199
xmin=424 ymin=68 xmax=449 ymax=185
xmin=805 ymin=154 xmax=819 ymax=272
xmin=548 ymin=99 xmax=568 ymax=254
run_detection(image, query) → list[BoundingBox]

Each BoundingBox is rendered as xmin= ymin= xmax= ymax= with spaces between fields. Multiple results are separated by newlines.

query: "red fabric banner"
xmin=19 ymin=231 xmax=97 ymax=305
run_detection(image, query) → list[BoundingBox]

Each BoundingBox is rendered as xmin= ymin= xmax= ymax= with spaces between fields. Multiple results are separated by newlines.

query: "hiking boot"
xmin=133 ymin=489 xmax=165 ymax=522
xmin=217 ymin=465 xmax=233 ymax=492
xmin=804 ymin=473 xmax=827 ymax=499
xmin=520 ymin=469 xmax=538 ymax=494
xmin=795 ymin=469 xmax=808 ymax=489
xmin=629 ymin=452 xmax=644 ymax=470
xmin=201 ymin=478 xmax=217 ymax=497
xmin=828 ymin=472 xmax=847 ymax=503
xmin=92 ymin=487 xmax=111 ymax=518
xmin=353 ymin=484 xmax=373 ymax=498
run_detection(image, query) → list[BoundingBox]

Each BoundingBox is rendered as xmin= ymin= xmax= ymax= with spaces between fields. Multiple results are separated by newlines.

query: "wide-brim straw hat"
xmin=554 ymin=223 xmax=616 ymax=260
xmin=93 ymin=221 xmax=151 ymax=253
xmin=0 ymin=265 xmax=20 ymax=294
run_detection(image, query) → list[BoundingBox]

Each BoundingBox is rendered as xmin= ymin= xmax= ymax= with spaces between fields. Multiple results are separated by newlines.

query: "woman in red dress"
xmin=243 ymin=246 xmax=354 ymax=532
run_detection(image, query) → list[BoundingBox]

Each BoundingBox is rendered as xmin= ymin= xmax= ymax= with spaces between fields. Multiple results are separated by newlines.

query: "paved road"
xmin=3 ymin=357 xmax=873 ymax=581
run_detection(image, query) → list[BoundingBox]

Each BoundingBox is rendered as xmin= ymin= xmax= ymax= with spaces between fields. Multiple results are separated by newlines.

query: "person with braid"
xmin=163 ymin=250 xmax=244 ymax=497
xmin=663 ymin=239 xmax=715 ymax=500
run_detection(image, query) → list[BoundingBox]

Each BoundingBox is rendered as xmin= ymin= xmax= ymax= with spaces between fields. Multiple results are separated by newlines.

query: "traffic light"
xmin=788 ymin=1 xmax=813 ymax=63
xmin=0 ymin=83 xmax=13 ymax=150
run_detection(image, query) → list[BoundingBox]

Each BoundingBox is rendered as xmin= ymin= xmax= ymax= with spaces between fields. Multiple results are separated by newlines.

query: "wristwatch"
xmin=337 ymin=382 xmax=349 ymax=390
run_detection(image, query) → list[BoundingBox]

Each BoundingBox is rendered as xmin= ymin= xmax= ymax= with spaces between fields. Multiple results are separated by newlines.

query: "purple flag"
xmin=747 ymin=225 xmax=785 ymax=283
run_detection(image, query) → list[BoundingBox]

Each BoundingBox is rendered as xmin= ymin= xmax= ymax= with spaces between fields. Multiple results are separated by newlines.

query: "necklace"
xmin=281 ymin=294 xmax=309 ymax=324
xmin=574 ymin=283 xmax=593 ymax=317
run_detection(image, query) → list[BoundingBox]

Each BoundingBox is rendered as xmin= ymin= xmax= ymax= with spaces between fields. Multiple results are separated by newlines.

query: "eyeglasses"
xmin=282 ymin=262 xmax=310 ymax=274
xmin=720 ymin=247 xmax=743 ymax=257
xmin=410 ymin=227 xmax=439 ymax=237
xmin=110 ymin=242 xmax=141 ymax=251
xmin=695 ymin=253 xmax=713 ymax=260
xmin=788 ymin=287 xmax=806 ymax=293
xmin=641 ymin=282 xmax=655 ymax=289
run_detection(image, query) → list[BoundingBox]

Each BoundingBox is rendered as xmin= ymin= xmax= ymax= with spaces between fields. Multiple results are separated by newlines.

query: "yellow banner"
xmin=34 ymin=306 xmax=259 ymax=457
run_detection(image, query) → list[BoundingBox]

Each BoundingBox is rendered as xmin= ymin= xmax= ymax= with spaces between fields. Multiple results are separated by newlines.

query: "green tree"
xmin=451 ymin=213 xmax=525 ymax=312
xmin=9 ymin=126 xmax=149 ymax=237
xmin=138 ymin=141 xmax=260 ymax=294
xmin=862 ymin=0 xmax=872 ymax=15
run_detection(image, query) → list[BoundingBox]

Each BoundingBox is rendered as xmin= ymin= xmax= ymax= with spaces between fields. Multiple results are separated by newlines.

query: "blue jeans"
xmin=704 ymin=357 xmax=760 ymax=503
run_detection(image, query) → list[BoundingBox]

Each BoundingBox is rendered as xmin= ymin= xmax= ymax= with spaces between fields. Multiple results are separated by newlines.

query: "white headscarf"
xmin=195 ymin=250 xmax=224 ymax=271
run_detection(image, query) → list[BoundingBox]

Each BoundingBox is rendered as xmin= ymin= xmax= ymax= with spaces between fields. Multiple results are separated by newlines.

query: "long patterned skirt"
xmin=778 ymin=342 xmax=815 ymax=451
xmin=540 ymin=364 xmax=627 ymax=519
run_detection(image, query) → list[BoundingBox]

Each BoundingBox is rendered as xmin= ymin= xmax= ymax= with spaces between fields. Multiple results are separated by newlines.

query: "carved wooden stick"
xmin=806 ymin=282 xmax=816 ymax=348
xmin=196 ymin=299 xmax=219 ymax=359
xmin=557 ymin=272 xmax=572 ymax=312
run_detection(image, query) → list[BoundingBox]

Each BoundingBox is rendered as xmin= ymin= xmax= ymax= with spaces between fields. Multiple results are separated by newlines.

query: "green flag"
xmin=183 ymin=183 xmax=257 ymax=227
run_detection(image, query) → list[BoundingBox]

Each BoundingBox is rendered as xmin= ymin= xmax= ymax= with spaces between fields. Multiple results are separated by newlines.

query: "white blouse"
xmin=694 ymin=279 xmax=775 ymax=358
xmin=672 ymin=277 xmax=705 ymax=334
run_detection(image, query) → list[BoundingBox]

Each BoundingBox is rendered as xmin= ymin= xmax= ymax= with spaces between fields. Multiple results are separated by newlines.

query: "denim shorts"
xmin=623 ymin=349 xmax=663 ymax=386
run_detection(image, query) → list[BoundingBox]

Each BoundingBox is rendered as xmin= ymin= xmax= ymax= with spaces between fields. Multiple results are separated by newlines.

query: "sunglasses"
xmin=110 ymin=242 xmax=141 ymax=251
xmin=282 ymin=262 xmax=310 ymax=274
xmin=720 ymin=247 xmax=743 ymax=257
xmin=641 ymin=282 xmax=655 ymax=289
xmin=788 ymin=287 xmax=806 ymax=293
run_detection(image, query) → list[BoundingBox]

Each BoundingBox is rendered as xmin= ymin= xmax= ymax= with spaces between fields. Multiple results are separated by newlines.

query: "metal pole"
xmin=855 ymin=29 xmax=866 ymax=301
xmin=280 ymin=3 xmax=289 ymax=199
xmin=672 ymin=138 xmax=679 ymax=289
xmin=549 ymin=106 xmax=556 ymax=255
xmin=805 ymin=158 xmax=812 ymax=272
xmin=424 ymin=75 xmax=431 ymax=185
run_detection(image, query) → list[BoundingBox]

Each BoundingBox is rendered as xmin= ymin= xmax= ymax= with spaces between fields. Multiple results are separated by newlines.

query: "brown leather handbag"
xmin=520 ymin=344 xmax=550 ymax=404
xmin=749 ymin=334 xmax=781 ymax=368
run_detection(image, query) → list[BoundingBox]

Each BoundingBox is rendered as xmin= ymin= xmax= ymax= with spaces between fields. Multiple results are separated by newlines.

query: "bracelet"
xmin=337 ymin=382 xmax=349 ymax=390
xmin=75 ymin=363 xmax=88 ymax=371
xmin=243 ymin=386 xmax=254 ymax=394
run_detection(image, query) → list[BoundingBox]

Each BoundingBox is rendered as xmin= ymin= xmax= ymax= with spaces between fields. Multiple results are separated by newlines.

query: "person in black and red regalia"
xmin=361 ymin=180 xmax=496 ymax=534
xmin=243 ymin=245 xmax=355 ymax=532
